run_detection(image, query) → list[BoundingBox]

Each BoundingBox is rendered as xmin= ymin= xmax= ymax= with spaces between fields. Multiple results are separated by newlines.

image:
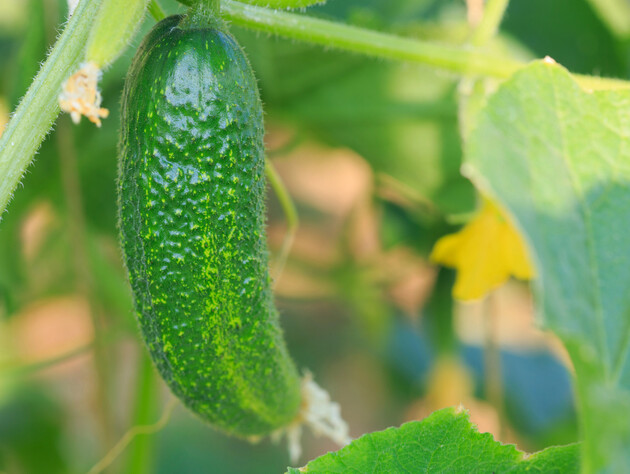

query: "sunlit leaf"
xmin=288 ymin=407 xmax=579 ymax=473
xmin=465 ymin=60 xmax=630 ymax=472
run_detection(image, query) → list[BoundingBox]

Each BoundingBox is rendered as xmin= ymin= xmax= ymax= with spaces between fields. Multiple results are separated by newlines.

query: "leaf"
xmin=288 ymin=407 xmax=579 ymax=473
xmin=464 ymin=60 xmax=630 ymax=472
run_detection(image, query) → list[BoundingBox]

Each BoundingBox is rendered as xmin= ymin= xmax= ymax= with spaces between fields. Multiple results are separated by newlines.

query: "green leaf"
xmin=465 ymin=60 xmax=630 ymax=472
xmin=288 ymin=407 xmax=579 ymax=473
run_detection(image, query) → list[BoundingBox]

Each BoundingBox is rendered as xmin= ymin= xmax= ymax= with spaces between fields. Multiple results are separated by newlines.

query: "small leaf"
xmin=289 ymin=407 xmax=579 ymax=473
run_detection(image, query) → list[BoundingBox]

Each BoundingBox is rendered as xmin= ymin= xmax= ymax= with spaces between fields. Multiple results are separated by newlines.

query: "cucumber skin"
xmin=118 ymin=16 xmax=301 ymax=437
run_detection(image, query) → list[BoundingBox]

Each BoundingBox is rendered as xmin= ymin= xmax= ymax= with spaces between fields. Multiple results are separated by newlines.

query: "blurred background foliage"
xmin=0 ymin=0 xmax=626 ymax=472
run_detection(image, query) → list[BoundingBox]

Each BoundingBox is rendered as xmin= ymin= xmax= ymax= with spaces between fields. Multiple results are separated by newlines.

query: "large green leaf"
xmin=288 ymin=407 xmax=579 ymax=473
xmin=465 ymin=60 xmax=630 ymax=472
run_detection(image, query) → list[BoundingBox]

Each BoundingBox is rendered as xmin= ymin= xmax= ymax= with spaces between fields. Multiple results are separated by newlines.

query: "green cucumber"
xmin=118 ymin=14 xmax=302 ymax=437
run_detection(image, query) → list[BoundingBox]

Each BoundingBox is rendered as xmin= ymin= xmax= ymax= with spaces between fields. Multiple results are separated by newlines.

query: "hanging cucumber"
xmin=117 ymin=12 xmax=304 ymax=436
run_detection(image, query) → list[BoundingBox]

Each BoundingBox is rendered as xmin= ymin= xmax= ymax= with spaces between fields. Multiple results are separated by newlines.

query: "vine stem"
xmin=88 ymin=397 xmax=177 ymax=474
xmin=0 ymin=0 xmax=103 ymax=218
xmin=57 ymin=116 xmax=114 ymax=448
xmin=483 ymin=294 xmax=506 ymax=440
xmin=426 ymin=269 xmax=457 ymax=356
xmin=265 ymin=159 xmax=298 ymax=284
xmin=221 ymin=1 xmax=630 ymax=91
xmin=1 ymin=0 xmax=629 ymax=221
xmin=0 ymin=329 xmax=122 ymax=377
xmin=221 ymin=1 xmax=523 ymax=79
xmin=467 ymin=0 xmax=508 ymax=443
xmin=0 ymin=342 xmax=93 ymax=377
xmin=183 ymin=0 xmax=221 ymax=27
xmin=470 ymin=0 xmax=510 ymax=47
xmin=123 ymin=349 xmax=160 ymax=474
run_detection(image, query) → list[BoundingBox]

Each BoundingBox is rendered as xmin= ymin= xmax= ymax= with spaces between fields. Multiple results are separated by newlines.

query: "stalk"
xmin=0 ymin=0 xmax=103 ymax=218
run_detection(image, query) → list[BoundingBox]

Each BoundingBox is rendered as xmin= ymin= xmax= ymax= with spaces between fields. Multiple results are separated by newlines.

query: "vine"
xmin=2 ymin=0 xmax=628 ymax=218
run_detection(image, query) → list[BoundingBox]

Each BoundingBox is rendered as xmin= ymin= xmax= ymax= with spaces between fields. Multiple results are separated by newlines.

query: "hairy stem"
xmin=123 ymin=349 xmax=160 ymax=474
xmin=468 ymin=2 xmax=508 ymax=440
xmin=483 ymin=294 xmax=505 ymax=440
xmin=88 ymin=398 xmax=177 ymax=474
xmin=470 ymin=0 xmax=510 ymax=47
xmin=183 ymin=0 xmax=221 ymax=27
xmin=58 ymin=117 xmax=114 ymax=447
xmin=0 ymin=0 xmax=102 ymax=218
xmin=221 ymin=1 xmax=630 ymax=91
xmin=266 ymin=159 xmax=298 ymax=284
xmin=222 ymin=0 xmax=523 ymax=78
xmin=1 ymin=0 xmax=628 ymax=223
xmin=0 ymin=342 xmax=93 ymax=377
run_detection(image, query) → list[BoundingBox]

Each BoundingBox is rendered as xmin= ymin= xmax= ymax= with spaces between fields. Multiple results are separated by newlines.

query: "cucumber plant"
xmin=1 ymin=0 xmax=630 ymax=472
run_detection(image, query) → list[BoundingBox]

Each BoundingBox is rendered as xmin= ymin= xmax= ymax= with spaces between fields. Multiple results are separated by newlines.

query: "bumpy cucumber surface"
xmin=118 ymin=15 xmax=301 ymax=436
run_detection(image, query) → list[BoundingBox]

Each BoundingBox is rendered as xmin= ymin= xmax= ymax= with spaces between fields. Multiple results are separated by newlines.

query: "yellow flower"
xmin=430 ymin=198 xmax=535 ymax=300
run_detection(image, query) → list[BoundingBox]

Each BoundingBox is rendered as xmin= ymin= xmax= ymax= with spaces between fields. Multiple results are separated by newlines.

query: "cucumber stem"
xmin=182 ymin=0 xmax=222 ymax=28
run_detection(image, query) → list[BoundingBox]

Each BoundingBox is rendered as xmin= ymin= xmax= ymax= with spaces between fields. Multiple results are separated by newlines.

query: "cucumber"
xmin=118 ymin=14 xmax=302 ymax=437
